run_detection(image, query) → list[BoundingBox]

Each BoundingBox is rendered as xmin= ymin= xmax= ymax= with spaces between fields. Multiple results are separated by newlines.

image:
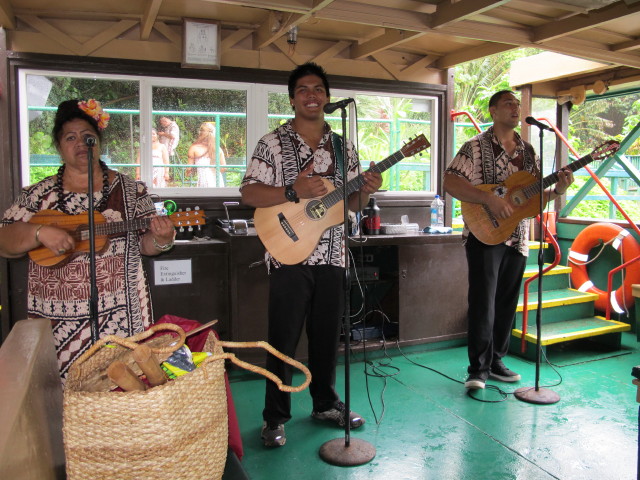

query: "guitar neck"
xmin=321 ymin=149 xmax=406 ymax=208
xmin=95 ymin=216 xmax=153 ymax=236
xmin=525 ymin=152 xmax=594 ymax=197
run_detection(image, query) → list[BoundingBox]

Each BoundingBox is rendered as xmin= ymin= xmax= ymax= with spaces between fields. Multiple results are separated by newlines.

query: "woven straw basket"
xmin=63 ymin=323 xmax=311 ymax=480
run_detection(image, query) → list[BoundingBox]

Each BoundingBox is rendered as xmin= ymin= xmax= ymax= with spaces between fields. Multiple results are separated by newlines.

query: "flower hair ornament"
xmin=78 ymin=99 xmax=110 ymax=130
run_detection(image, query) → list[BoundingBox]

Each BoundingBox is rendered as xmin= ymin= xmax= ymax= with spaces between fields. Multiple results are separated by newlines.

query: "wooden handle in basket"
xmin=107 ymin=361 xmax=147 ymax=392
xmin=132 ymin=344 xmax=167 ymax=387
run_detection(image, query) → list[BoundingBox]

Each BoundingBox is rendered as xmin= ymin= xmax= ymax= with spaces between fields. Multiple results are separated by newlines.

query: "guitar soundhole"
xmin=306 ymin=199 xmax=326 ymax=220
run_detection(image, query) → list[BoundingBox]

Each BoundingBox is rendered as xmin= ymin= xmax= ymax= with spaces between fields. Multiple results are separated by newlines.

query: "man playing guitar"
xmin=240 ymin=62 xmax=382 ymax=447
xmin=443 ymin=90 xmax=574 ymax=390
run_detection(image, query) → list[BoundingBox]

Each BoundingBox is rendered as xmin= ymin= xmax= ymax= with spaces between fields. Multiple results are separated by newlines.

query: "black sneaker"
xmin=464 ymin=374 xmax=486 ymax=390
xmin=261 ymin=421 xmax=286 ymax=447
xmin=311 ymin=401 xmax=365 ymax=428
xmin=489 ymin=360 xmax=521 ymax=382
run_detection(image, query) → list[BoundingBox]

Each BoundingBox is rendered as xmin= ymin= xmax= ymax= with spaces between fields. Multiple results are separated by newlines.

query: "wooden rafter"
xmin=0 ymin=0 xmax=15 ymax=29
xmin=18 ymin=15 xmax=137 ymax=56
xmin=310 ymin=40 xmax=350 ymax=64
xmin=532 ymin=1 xmax=640 ymax=43
xmin=436 ymin=42 xmax=517 ymax=70
xmin=351 ymin=29 xmax=424 ymax=60
xmin=612 ymin=37 xmax=640 ymax=52
xmin=430 ymin=0 xmax=509 ymax=29
xmin=140 ymin=0 xmax=163 ymax=41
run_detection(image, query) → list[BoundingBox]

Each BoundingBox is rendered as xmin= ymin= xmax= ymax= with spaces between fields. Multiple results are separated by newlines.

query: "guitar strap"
xmin=279 ymin=128 xmax=300 ymax=187
xmin=331 ymin=132 xmax=345 ymax=179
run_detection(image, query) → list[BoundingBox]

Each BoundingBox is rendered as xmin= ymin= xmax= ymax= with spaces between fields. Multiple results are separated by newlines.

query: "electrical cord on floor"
xmin=356 ymin=308 xmax=400 ymax=425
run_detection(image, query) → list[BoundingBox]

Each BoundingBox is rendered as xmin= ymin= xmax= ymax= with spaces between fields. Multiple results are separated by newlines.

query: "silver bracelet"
xmin=153 ymin=237 xmax=174 ymax=252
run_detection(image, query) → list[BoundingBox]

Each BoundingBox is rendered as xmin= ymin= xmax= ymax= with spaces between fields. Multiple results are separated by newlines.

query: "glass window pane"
xmin=152 ymin=86 xmax=247 ymax=188
xmin=355 ymin=94 xmax=434 ymax=192
xmin=25 ymin=74 xmax=140 ymax=185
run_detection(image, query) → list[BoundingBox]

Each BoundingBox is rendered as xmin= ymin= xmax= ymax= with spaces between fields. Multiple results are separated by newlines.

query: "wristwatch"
xmin=284 ymin=184 xmax=299 ymax=203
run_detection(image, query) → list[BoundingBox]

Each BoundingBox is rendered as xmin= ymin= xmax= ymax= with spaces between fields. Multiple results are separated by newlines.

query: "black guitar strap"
xmin=279 ymin=128 xmax=300 ymax=187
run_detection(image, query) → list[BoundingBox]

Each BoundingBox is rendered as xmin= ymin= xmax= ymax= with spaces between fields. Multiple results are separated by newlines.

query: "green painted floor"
xmin=227 ymin=333 xmax=639 ymax=480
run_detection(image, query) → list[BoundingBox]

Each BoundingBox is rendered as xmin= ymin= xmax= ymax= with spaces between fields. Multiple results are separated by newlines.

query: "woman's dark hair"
xmin=287 ymin=62 xmax=331 ymax=100
xmin=52 ymin=99 xmax=102 ymax=147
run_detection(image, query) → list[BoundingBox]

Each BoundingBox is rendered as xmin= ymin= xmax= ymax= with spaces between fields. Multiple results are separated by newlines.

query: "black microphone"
xmin=323 ymin=98 xmax=355 ymax=114
xmin=525 ymin=116 xmax=553 ymax=131
xmin=84 ymin=134 xmax=97 ymax=147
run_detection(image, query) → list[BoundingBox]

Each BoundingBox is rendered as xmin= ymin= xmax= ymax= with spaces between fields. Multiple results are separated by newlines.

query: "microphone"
xmin=525 ymin=116 xmax=553 ymax=131
xmin=84 ymin=134 xmax=97 ymax=146
xmin=323 ymin=98 xmax=355 ymax=114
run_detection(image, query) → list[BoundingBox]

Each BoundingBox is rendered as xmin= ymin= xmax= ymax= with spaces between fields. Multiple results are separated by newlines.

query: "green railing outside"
xmin=26 ymin=105 xmax=640 ymax=203
xmin=29 ymin=107 xmax=433 ymax=190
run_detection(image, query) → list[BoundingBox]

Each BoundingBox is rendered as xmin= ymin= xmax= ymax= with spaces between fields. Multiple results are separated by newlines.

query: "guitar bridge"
xmin=277 ymin=213 xmax=298 ymax=242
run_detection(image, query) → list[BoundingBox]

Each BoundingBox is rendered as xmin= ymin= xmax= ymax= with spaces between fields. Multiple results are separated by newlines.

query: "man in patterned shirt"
xmin=444 ymin=90 xmax=573 ymax=390
xmin=241 ymin=62 xmax=382 ymax=447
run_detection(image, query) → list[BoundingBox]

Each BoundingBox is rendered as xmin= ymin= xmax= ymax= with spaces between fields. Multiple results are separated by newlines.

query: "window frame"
xmin=17 ymin=65 xmax=445 ymax=198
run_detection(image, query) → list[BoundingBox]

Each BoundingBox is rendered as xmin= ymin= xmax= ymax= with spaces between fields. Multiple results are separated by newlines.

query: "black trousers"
xmin=465 ymin=234 xmax=526 ymax=376
xmin=263 ymin=264 xmax=344 ymax=425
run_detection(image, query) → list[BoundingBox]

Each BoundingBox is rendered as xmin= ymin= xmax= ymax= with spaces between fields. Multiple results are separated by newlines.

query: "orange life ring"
xmin=568 ymin=223 xmax=640 ymax=313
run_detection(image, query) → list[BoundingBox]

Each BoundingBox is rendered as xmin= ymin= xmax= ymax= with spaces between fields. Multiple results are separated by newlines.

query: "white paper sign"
xmin=154 ymin=259 xmax=192 ymax=285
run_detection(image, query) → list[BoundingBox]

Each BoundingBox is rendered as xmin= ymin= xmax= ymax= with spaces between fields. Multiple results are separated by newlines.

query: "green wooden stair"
xmin=509 ymin=242 xmax=630 ymax=360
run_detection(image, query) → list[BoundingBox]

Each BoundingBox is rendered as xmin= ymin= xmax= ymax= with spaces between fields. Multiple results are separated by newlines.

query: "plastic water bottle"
xmin=430 ymin=194 xmax=444 ymax=227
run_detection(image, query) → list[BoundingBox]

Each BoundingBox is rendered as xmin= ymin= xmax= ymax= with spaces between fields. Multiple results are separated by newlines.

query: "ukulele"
xmin=253 ymin=134 xmax=430 ymax=265
xmin=28 ymin=207 xmax=205 ymax=266
xmin=460 ymin=140 xmax=620 ymax=245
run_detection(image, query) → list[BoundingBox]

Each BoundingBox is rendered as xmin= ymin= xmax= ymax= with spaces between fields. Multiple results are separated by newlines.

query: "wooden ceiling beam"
xmin=200 ymin=0 xmax=315 ymax=14
xmin=370 ymin=52 xmax=402 ymax=81
xmin=18 ymin=15 xmax=137 ymax=56
xmin=272 ymin=35 xmax=304 ymax=66
xmin=351 ymin=29 xmax=424 ymax=60
xmin=541 ymin=37 xmax=640 ymax=69
xmin=532 ymin=1 xmax=640 ymax=43
xmin=253 ymin=12 xmax=304 ymax=50
xmin=430 ymin=0 xmax=509 ymax=29
xmin=436 ymin=42 xmax=516 ymax=69
xmin=221 ymin=28 xmax=253 ymax=50
xmin=310 ymin=40 xmax=350 ymax=64
xmin=251 ymin=0 xmax=334 ymax=49
xmin=316 ymin=1 xmax=430 ymax=31
xmin=0 ymin=0 xmax=14 ymax=29
xmin=612 ymin=37 xmax=640 ymax=52
xmin=140 ymin=0 xmax=163 ymax=41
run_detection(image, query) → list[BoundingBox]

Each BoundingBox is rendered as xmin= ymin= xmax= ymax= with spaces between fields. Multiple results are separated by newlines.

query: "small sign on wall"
xmin=154 ymin=259 xmax=193 ymax=285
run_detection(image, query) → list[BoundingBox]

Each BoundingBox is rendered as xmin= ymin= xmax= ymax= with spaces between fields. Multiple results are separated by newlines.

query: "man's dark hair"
xmin=287 ymin=62 xmax=331 ymax=100
xmin=52 ymin=99 xmax=102 ymax=148
xmin=488 ymin=90 xmax=517 ymax=108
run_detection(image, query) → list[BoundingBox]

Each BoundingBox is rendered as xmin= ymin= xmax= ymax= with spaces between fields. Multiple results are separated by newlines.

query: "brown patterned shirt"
xmin=445 ymin=126 xmax=539 ymax=256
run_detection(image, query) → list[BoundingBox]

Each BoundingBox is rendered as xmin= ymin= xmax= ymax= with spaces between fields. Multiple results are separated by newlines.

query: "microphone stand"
xmin=514 ymin=124 xmax=560 ymax=405
xmin=85 ymin=136 xmax=100 ymax=344
xmin=319 ymin=104 xmax=376 ymax=466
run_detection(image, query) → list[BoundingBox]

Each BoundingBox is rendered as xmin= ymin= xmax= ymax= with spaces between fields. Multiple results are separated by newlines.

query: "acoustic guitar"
xmin=28 ymin=207 xmax=205 ymax=267
xmin=253 ymin=134 xmax=430 ymax=265
xmin=461 ymin=140 xmax=620 ymax=245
